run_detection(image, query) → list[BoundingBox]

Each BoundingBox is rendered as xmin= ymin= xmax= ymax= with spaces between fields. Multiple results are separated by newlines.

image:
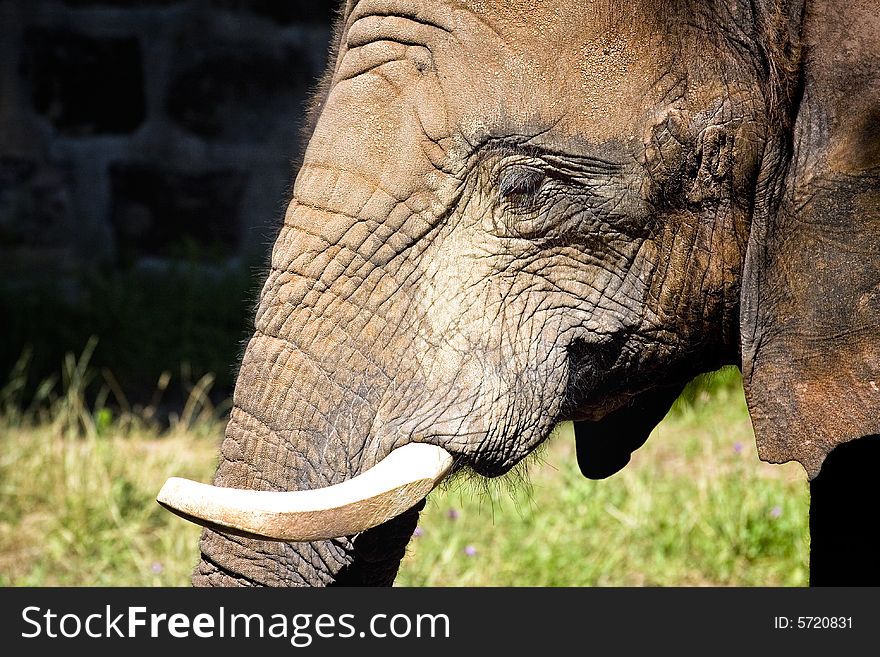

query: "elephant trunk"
xmin=186 ymin=211 xmax=437 ymax=585
xmin=190 ymin=349 xmax=423 ymax=586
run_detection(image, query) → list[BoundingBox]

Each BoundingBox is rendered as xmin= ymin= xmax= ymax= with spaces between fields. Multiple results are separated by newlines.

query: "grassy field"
xmin=400 ymin=375 xmax=809 ymax=586
xmin=0 ymin=354 xmax=809 ymax=586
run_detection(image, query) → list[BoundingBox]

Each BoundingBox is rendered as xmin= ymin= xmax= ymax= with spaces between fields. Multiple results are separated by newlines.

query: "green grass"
xmin=0 ymin=359 xmax=809 ymax=586
xmin=0 ymin=346 xmax=222 ymax=586
xmin=398 ymin=372 xmax=809 ymax=586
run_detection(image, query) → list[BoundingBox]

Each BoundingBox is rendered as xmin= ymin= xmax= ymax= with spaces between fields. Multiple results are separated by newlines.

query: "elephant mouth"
xmin=156 ymin=443 xmax=454 ymax=542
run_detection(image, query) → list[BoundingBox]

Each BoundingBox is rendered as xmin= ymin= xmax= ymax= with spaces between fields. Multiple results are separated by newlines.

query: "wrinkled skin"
xmin=194 ymin=0 xmax=880 ymax=586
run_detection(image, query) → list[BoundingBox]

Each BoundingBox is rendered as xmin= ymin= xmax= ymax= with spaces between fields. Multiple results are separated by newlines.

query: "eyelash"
xmin=488 ymin=163 xmax=558 ymax=238
xmin=498 ymin=165 xmax=546 ymax=200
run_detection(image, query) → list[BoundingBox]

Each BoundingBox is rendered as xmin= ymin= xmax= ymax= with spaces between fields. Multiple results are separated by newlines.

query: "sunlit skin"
xmin=189 ymin=0 xmax=880 ymax=586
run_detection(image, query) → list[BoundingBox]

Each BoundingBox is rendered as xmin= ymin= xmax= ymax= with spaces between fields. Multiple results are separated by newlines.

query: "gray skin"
xmin=193 ymin=0 xmax=880 ymax=586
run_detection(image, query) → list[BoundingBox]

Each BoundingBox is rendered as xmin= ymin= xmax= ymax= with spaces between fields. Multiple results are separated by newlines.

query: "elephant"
xmin=158 ymin=0 xmax=880 ymax=586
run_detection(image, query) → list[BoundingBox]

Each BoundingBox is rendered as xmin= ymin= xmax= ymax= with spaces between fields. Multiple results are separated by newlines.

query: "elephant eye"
xmin=498 ymin=164 xmax=545 ymax=204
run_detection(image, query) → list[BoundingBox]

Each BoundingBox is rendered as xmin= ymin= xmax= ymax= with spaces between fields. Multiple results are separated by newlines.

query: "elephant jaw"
xmin=156 ymin=443 xmax=453 ymax=542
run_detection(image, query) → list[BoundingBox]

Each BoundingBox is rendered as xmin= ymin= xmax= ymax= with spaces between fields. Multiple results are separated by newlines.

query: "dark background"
xmin=0 ymin=0 xmax=339 ymax=409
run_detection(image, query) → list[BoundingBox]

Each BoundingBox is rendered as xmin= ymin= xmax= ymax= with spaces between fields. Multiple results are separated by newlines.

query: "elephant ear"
xmin=740 ymin=0 xmax=880 ymax=478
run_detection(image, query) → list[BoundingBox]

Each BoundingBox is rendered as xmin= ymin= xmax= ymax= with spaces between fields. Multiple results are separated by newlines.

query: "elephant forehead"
xmin=413 ymin=0 xmax=671 ymax=46
xmin=446 ymin=30 xmax=672 ymax=147
xmin=344 ymin=0 xmax=679 ymax=143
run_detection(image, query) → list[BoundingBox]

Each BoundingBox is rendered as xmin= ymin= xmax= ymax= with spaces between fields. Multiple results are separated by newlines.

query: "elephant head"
xmin=159 ymin=0 xmax=880 ymax=586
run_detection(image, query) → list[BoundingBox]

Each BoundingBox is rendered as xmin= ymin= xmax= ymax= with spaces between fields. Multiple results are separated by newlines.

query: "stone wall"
xmin=0 ymin=0 xmax=336 ymax=285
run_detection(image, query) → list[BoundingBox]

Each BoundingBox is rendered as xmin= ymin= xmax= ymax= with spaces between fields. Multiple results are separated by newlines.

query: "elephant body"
xmin=180 ymin=0 xmax=879 ymax=586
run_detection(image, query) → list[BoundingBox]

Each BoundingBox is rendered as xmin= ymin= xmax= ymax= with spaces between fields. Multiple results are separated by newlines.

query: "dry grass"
xmin=1 ymin=354 xmax=809 ymax=586
xmin=396 ymin=374 xmax=809 ymax=586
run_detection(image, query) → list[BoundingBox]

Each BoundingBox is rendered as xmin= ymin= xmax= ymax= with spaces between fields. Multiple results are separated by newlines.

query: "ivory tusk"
xmin=156 ymin=443 xmax=454 ymax=542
